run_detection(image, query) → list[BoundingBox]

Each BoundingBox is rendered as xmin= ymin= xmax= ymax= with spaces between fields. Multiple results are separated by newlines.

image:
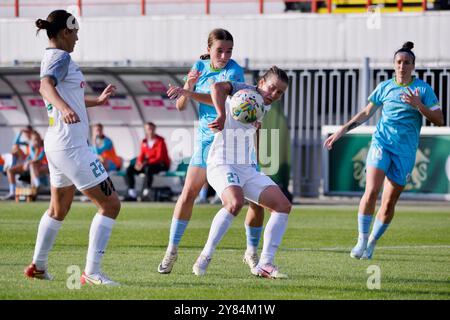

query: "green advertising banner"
xmin=324 ymin=127 xmax=450 ymax=197
xmin=260 ymin=100 xmax=291 ymax=189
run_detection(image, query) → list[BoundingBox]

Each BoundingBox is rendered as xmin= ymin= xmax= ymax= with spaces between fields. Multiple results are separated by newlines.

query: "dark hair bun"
xmin=402 ymin=41 xmax=414 ymax=50
xmin=35 ymin=18 xmax=50 ymax=29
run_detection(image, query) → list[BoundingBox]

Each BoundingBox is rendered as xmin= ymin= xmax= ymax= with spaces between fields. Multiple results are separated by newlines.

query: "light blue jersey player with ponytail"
xmin=324 ymin=41 xmax=444 ymax=260
xmin=189 ymin=57 xmax=244 ymax=168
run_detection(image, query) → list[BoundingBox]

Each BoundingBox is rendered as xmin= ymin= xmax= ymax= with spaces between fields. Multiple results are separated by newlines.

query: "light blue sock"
xmin=199 ymin=186 xmax=208 ymax=201
xmin=352 ymin=214 xmax=373 ymax=255
xmin=358 ymin=213 xmax=373 ymax=235
xmin=168 ymin=218 xmax=189 ymax=248
xmin=371 ymin=218 xmax=390 ymax=241
xmin=245 ymin=224 xmax=263 ymax=254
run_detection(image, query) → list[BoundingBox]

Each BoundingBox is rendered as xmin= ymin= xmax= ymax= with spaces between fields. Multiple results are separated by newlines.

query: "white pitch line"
xmin=282 ymin=245 xmax=450 ymax=252
xmin=180 ymin=245 xmax=450 ymax=253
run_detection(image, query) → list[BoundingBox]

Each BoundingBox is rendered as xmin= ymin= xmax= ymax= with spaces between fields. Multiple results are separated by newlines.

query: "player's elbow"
xmin=211 ymin=82 xmax=231 ymax=95
xmin=211 ymin=82 xmax=220 ymax=94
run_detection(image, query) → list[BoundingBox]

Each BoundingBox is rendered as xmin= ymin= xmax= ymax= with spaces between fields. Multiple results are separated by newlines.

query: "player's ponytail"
xmin=402 ymin=41 xmax=414 ymax=50
xmin=35 ymin=19 xmax=51 ymax=31
xmin=199 ymin=28 xmax=234 ymax=60
xmin=394 ymin=41 xmax=415 ymax=63
xmin=35 ymin=10 xmax=78 ymax=39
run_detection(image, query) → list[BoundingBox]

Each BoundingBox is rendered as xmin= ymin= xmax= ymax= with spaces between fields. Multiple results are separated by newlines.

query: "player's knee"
xmin=275 ymin=198 xmax=292 ymax=213
xmin=225 ymin=199 xmax=245 ymax=215
xmin=382 ymin=198 xmax=397 ymax=212
xmin=364 ymin=188 xmax=379 ymax=203
xmin=47 ymin=205 xmax=69 ymax=221
xmin=103 ymin=195 xmax=121 ymax=217
xmin=180 ymin=188 xmax=199 ymax=204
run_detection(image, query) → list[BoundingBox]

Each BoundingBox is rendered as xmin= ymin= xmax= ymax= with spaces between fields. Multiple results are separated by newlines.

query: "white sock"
xmin=32 ymin=211 xmax=63 ymax=270
xmin=201 ymin=208 xmax=235 ymax=258
xmin=85 ymin=214 xmax=115 ymax=275
xmin=246 ymin=246 xmax=258 ymax=256
xmin=167 ymin=244 xmax=177 ymax=255
xmin=128 ymin=189 xmax=137 ymax=198
xmin=33 ymin=177 xmax=41 ymax=188
xmin=259 ymin=212 xmax=289 ymax=266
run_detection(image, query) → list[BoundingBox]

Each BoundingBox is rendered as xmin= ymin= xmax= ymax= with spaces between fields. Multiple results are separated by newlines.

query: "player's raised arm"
xmin=166 ymin=69 xmax=213 ymax=111
xmin=323 ymin=102 xmax=379 ymax=150
xmin=167 ymin=82 xmax=214 ymax=108
xmin=208 ymin=81 xmax=232 ymax=132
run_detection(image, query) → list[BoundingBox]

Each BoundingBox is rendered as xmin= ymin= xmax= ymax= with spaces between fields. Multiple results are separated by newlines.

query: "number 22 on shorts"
xmin=90 ymin=159 xmax=106 ymax=178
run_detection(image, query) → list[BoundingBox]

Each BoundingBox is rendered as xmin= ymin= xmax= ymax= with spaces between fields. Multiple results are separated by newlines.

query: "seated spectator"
xmin=91 ymin=123 xmax=123 ymax=172
xmin=124 ymin=122 xmax=171 ymax=201
xmin=10 ymin=125 xmax=34 ymax=168
xmin=1 ymin=125 xmax=33 ymax=199
xmin=1 ymin=131 xmax=48 ymax=200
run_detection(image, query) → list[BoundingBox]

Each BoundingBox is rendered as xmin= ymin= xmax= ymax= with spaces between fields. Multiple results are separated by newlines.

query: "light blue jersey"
xmin=368 ymin=77 xmax=440 ymax=156
xmin=190 ymin=59 xmax=244 ymax=168
xmin=366 ymin=77 xmax=440 ymax=185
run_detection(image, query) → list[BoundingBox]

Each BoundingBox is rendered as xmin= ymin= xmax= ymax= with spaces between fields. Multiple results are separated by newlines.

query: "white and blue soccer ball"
xmin=230 ymin=89 xmax=265 ymax=124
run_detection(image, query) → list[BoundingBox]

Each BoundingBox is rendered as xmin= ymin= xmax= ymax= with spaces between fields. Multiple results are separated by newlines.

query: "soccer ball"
xmin=230 ymin=89 xmax=265 ymax=124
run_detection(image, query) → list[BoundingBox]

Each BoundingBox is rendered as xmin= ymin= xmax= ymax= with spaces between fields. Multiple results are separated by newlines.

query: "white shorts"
xmin=46 ymin=146 xmax=109 ymax=191
xmin=207 ymin=164 xmax=276 ymax=204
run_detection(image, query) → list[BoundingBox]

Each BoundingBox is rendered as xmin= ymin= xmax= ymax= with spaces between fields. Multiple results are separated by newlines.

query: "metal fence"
xmin=1 ymin=63 xmax=448 ymax=197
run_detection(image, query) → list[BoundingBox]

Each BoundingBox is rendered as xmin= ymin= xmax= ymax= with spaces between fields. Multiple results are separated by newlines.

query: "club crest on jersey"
xmin=80 ymin=81 xmax=85 ymax=88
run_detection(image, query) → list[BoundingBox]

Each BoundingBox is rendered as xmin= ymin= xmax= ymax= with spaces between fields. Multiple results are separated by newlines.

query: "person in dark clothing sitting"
xmin=124 ymin=122 xmax=171 ymax=201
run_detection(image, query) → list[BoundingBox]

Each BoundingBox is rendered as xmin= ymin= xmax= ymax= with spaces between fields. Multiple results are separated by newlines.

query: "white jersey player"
xmin=24 ymin=10 xmax=121 ymax=286
xmin=193 ymin=66 xmax=292 ymax=279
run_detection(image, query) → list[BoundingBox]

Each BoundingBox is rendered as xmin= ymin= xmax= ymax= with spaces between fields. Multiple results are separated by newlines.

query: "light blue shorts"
xmin=189 ymin=129 xmax=214 ymax=169
xmin=366 ymin=142 xmax=415 ymax=186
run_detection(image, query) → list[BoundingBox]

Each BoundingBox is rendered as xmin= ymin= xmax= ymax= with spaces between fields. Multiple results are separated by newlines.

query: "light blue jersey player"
xmin=159 ymin=29 xmax=266 ymax=275
xmin=367 ymin=76 xmax=440 ymax=186
xmin=324 ymin=42 xmax=444 ymax=260
xmin=190 ymin=58 xmax=244 ymax=168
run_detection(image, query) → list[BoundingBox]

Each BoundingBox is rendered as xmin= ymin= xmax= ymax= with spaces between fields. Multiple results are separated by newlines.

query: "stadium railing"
xmin=2 ymin=0 xmax=443 ymax=18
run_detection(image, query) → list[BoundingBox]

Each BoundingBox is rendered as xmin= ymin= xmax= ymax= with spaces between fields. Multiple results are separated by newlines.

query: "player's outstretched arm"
xmin=85 ymin=84 xmax=116 ymax=108
xmin=40 ymin=77 xmax=80 ymax=124
xmin=167 ymin=84 xmax=213 ymax=107
xmin=167 ymin=69 xmax=201 ymax=111
xmin=323 ymin=102 xmax=378 ymax=150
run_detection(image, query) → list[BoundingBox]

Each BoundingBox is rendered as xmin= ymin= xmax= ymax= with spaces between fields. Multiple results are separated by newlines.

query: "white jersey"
xmin=207 ymin=82 xmax=270 ymax=167
xmin=40 ymin=48 xmax=89 ymax=152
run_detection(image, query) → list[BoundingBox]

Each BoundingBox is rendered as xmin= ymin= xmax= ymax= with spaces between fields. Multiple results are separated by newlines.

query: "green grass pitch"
xmin=0 ymin=202 xmax=449 ymax=300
